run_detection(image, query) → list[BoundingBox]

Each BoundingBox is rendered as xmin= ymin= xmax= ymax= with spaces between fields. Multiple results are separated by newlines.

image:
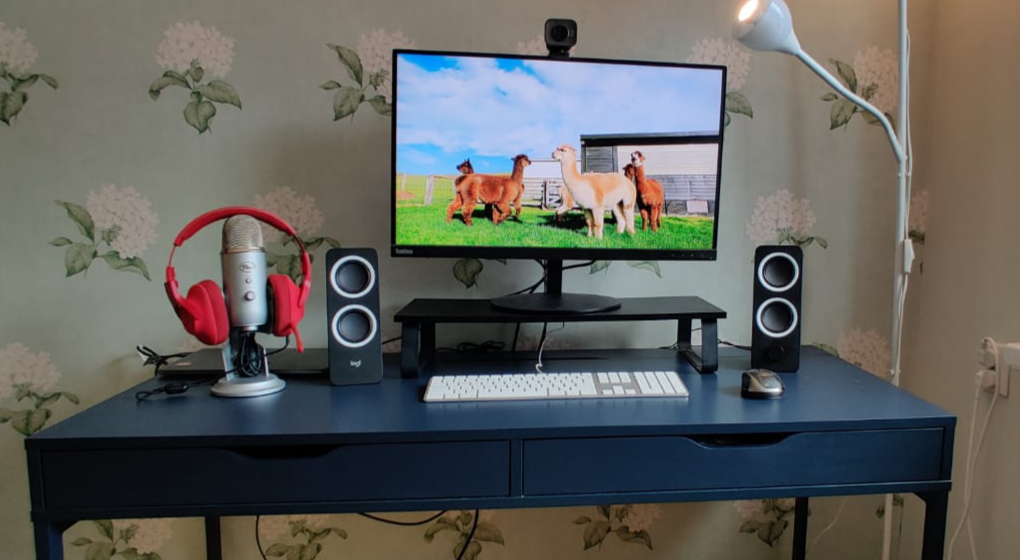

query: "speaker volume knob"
xmin=767 ymin=345 xmax=787 ymax=361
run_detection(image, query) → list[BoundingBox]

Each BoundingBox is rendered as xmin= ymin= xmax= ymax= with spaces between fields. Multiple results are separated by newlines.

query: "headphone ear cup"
xmin=184 ymin=280 xmax=230 ymax=345
xmin=268 ymin=274 xmax=303 ymax=337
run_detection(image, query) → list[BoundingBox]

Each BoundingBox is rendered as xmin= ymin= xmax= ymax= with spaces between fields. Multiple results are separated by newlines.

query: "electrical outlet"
xmin=999 ymin=343 xmax=1020 ymax=398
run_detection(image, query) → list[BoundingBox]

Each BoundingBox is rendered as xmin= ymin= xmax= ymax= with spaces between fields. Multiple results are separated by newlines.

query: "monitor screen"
xmin=391 ymin=50 xmax=726 ymax=261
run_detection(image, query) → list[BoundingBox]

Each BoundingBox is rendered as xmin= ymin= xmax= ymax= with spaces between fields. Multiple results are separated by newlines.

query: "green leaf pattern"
xmin=50 ymin=200 xmax=152 ymax=280
xmin=0 ymin=59 xmax=59 ymax=126
xmin=261 ymin=517 xmax=347 ymax=560
xmin=819 ymin=57 xmax=895 ymax=131
xmin=572 ymin=504 xmax=659 ymax=551
xmin=735 ymin=498 xmax=797 ymax=547
xmin=323 ymin=39 xmax=399 ymax=122
xmin=424 ymin=511 xmax=504 ymax=559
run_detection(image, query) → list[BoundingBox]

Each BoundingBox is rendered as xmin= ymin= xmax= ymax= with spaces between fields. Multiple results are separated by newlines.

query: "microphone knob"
xmin=244 ymin=291 xmax=256 ymax=302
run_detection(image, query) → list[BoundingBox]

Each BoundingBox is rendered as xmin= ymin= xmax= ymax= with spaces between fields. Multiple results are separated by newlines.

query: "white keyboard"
xmin=424 ymin=371 xmax=688 ymax=402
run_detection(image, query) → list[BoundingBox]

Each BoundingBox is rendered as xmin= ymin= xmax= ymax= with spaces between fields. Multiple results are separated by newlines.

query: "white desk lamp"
xmin=732 ymin=1 xmax=912 ymax=558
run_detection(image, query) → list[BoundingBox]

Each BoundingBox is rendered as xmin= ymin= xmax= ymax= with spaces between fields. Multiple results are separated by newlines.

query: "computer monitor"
xmin=391 ymin=50 xmax=726 ymax=313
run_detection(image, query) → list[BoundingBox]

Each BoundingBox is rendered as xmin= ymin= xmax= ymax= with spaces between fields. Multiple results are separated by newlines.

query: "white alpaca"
xmin=552 ymin=144 xmax=636 ymax=239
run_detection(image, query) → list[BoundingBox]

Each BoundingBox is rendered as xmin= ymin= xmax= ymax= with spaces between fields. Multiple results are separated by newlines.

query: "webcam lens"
xmin=551 ymin=25 xmax=569 ymax=42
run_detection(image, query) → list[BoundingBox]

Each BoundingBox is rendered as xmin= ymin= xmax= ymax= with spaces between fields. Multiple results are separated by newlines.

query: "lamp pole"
xmin=733 ymin=1 xmax=912 ymax=558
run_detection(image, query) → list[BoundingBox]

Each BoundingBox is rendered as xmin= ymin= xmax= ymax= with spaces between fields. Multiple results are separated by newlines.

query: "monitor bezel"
xmin=390 ymin=48 xmax=727 ymax=262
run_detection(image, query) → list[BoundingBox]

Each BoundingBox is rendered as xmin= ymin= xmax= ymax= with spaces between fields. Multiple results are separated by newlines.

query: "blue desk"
xmin=25 ymin=347 xmax=955 ymax=559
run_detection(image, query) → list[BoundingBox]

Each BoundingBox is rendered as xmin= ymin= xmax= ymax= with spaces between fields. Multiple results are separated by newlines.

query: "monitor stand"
xmin=490 ymin=260 xmax=621 ymax=314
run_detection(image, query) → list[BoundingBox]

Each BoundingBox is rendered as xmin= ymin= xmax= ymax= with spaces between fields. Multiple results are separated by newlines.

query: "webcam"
xmin=545 ymin=19 xmax=577 ymax=58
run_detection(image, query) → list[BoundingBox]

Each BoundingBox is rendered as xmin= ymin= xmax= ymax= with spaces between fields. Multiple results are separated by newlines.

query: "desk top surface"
xmin=28 ymin=347 xmax=954 ymax=449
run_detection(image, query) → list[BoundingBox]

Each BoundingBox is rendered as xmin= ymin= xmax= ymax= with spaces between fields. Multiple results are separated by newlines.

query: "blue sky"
xmin=394 ymin=53 xmax=724 ymax=176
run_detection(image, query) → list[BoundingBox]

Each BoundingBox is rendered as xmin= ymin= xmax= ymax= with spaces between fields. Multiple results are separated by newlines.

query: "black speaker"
xmin=326 ymin=248 xmax=383 ymax=385
xmin=751 ymin=245 xmax=803 ymax=372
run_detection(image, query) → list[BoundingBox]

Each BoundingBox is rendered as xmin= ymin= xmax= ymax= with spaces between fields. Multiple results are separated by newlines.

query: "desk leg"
xmin=792 ymin=497 xmax=808 ymax=560
xmin=205 ymin=516 xmax=222 ymax=560
xmin=918 ymin=491 xmax=949 ymax=560
xmin=33 ymin=520 xmax=71 ymax=560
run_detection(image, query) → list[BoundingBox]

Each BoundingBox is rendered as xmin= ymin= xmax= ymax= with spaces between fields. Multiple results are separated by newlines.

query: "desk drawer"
xmin=42 ymin=441 xmax=509 ymax=509
xmin=523 ymin=429 xmax=944 ymax=495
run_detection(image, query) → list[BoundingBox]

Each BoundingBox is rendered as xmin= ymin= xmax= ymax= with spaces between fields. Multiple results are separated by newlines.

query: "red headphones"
xmin=165 ymin=206 xmax=311 ymax=352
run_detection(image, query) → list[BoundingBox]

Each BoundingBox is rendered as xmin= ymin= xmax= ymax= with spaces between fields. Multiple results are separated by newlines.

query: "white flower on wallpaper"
xmin=687 ymin=37 xmax=750 ymax=91
xmin=71 ymin=519 xmax=174 ymax=559
xmin=573 ymin=504 xmax=656 ymax=550
xmin=254 ymin=186 xmax=325 ymax=243
xmin=621 ymin=504 xmax=661 ymax=533
xmin=322 ymin=29 xmax=415 ymax=121
xmin=0 ymin=21 xmax=38 ymax=71
xmin=0 ymin=343 xmax=78 ymax=436
xmin=853 ymin=46 xmax=898 ymax=116
xmin=51 ymin=185 xmax=157 ymax=280
xmin=156 ymin=21 xmax=235 ymax=79
xmin=746 ymin=189 xmax=827 ymax=249
xmin=687 ymin=37 xmax=753 ymax=126
xmin=258 ymin=514 xmax=347 ymax=560
xmin=820 ymin=45 xmax=897 ymax=131
xmin=149 ymin=21 xmax=242 ymax=134
xmin=87 ymin=184 xmax=159 ymax=259
xmin=0 ymin=21 xmax=59 ymax=126
xmin=253 ymin=186 xmax=339 ymax=283
xmin=113 ymin=518 xmax=174 ymax=554
xmin=0 ymin=343 xmax=59 ymax=399
xmin=426 ymin=510 xmax=504 ymax=559
xmin=909 ymin=190 xmax=929 ymax=243
xmin=516 ymin=36 xmax=548 ymax=56
xmin=735 ymin=498 xmax=796 ymax=547
xmin=837 ymin=327 xmax=891 ymax=378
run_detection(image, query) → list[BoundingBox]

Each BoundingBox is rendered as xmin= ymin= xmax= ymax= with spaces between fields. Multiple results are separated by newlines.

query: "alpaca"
xmin=630 ymin=151 xmax=665 ymax=232
xmin=552 ymin=144 xmax=635 ymax=239
xmin=554 ymin=184 xmax=574 ymax=224
xmin=447 ymin=154 xmax=531 ymax=225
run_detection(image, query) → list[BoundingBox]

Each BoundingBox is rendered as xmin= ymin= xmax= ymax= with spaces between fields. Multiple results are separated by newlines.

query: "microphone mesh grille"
xmin=223 ymin=215 xmax=264 ymax=250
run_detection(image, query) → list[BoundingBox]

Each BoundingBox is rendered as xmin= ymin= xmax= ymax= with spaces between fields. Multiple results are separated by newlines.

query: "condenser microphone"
xmin=221 ymin=215 xmax=269 ymax=331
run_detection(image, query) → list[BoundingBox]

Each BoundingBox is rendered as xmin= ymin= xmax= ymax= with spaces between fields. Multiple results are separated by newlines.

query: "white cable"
xmin=534 ymin=322 xmax=566 ymax=374
xmin=808 ymin=497 xmax=848 ymax=552
xmin=948 ymin=339 xmax=1000 ymax=560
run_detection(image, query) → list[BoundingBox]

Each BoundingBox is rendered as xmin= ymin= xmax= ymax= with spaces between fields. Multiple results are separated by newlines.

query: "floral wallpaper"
xmin=0 ymin=1 xmax=930 ymax=559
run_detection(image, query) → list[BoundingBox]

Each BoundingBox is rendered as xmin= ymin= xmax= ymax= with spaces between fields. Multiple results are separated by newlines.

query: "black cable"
xmin=255 ymin=515 xmax=268 ymax=560
xmin=455 ymin=509 xmax=481 ymax=560
xmin=135 ymin=345 xmax=190 ymax=377
xmin=437 ymin=340 xmax=506 ymax=353
xmin=511 ymin=323 xmax=522 ymax=352
xmin=357 ymin=510 xmax=448 ymax=526
xmin=720 ymin=339 xmax=752 ymax=351
xmin=135 ymin=337 xmax=290 ymax=401
xmin=381 ymin=335 xmax=400 ymax=346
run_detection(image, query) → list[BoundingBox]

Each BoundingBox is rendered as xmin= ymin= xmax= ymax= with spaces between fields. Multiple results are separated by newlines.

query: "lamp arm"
xmin=795 ymin=50 xmax=905 ymax=163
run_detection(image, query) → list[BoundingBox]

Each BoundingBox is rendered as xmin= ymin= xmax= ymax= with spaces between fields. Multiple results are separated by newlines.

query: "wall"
xmin=0 ymin=1 xmax=936 ymax=559
xmin=898 ymin=0 xmax=1020 ymax=558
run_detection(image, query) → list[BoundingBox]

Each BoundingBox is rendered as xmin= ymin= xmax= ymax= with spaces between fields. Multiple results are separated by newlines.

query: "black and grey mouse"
xmin=741 ymin=368 xmax=785 ymax=399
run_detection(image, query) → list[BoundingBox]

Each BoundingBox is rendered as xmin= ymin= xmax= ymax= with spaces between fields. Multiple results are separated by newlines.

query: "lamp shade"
xmin=732 ymin=0 xmax=802 ymax=55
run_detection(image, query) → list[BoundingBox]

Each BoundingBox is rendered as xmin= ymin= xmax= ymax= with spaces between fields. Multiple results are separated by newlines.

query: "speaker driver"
xmin=331 ymin=304 xmax=378 ymax=348
xmin=330 ymin=255 xmax=376 ymax=299
xmin=758 ymin=252 xmax=800 ymax=292
xmin=756 ymin=298 xmax=798 ymax=338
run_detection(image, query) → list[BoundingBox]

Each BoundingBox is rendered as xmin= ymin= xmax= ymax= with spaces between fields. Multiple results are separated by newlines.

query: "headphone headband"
xmin=166 ymin=206 xmax=312 ymax=308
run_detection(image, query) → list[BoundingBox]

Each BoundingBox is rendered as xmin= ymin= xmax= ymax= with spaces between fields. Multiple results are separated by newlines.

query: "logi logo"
xmin=350 ymin=359 xmax=362 ymax=368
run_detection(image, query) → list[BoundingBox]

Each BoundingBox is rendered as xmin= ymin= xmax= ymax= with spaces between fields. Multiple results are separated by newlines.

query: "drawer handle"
xmin=228 ymin=445 xmax=341 ymax=460
xmin=689 ymin=434 xmax=791 ymax=448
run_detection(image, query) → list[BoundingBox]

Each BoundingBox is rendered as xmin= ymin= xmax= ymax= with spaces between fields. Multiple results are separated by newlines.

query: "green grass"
xmin=395 ymin=205 xmax=714 ymax=250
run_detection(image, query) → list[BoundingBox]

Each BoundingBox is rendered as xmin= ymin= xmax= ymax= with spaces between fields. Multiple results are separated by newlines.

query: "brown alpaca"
xmin=447 ymin=154 xmax=531 ymax=225
xmin=630 ymin=151 xmax=665 ymax=232
xmin=454 ymin=159 xmax=473 ymax=186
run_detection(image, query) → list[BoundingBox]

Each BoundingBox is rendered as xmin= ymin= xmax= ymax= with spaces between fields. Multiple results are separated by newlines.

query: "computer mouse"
xmin=741 ymin=368 xmax=785 ymax=399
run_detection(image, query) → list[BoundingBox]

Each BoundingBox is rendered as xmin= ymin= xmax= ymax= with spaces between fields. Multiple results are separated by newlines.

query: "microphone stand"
xmin=212 ymin=329 xmax=286 ymax=397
